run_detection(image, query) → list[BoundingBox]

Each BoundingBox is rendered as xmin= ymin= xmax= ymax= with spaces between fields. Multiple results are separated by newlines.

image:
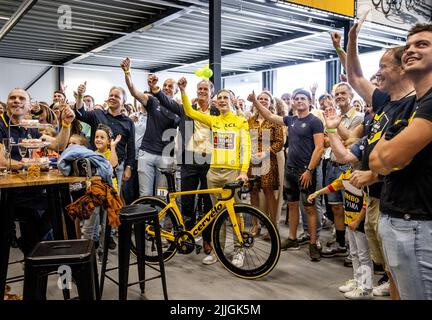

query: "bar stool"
xmin=100 ymin=204 xmax=168 ymax=300
xmin=23 ymin=239 xmax=99 ymax=300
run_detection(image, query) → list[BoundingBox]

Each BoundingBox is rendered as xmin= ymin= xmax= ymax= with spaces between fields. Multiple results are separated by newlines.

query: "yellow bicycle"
xmin=131 ymin=169 xmax=280 ymax=279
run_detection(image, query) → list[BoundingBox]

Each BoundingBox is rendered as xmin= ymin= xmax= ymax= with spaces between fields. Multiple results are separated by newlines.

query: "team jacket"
xmin=181 ymin=93 xmax=251 ymax=172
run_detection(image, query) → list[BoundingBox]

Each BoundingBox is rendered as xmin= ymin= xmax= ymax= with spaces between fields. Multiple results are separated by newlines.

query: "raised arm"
xmin=346 ymin=23 xmax=375 ymax=106
xmin=247 ymin=91 xmax=284 ymax=126
xmin=49 ymin=106 xmax=75 ymax=151
xmin=331 ymin=32 xmax=347 ymax=71
xmin=148 ymin=74 xmax=183 ymax=116
xmin=109 ymin=135 xmax=121 ymax=168
xmin=325 ymin=107 xmax=360 ymax=164
xmin=178 ymin=77 xmax=212 ymax=127
xmin=73 ymin=82 xmax=97 ymax=125
xmin=121 ymin=57 xmax=150 ymax=109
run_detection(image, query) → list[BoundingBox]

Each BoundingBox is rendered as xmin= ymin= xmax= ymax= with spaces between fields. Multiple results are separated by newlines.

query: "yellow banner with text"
xmin=286 ymin=0 xmax=355 ymax=17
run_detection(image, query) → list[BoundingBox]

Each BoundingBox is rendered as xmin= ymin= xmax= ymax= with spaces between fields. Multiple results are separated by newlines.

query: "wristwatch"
xmin=306 ymin=167 xmax=313 ymax=173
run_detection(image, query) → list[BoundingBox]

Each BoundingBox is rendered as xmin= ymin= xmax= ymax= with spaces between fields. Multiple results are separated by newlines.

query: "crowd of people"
xmin=0 ymin=22 xmax=431 ymax=300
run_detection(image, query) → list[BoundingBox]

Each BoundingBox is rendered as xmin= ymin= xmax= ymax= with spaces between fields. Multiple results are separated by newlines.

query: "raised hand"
xmin=310 ymin=82 xmax=318 ymax=95
xmin=177 ymin=77 xmax=187 ymax=92
xmin=111 ymin=134 xmax=122 ymax=148
xmin=147 ymin=74 xmax=158 ymax=90
xmin=77 ymin=81 xmax=87 ymax=96
xmin=324 ymin=107 xmax=342 ymax=129
xmin=121 ymin=57 xmax=131 ymax=72
xmin=247 ymin=90 xmax=257 ymax=103
xmin=61 ymin=106 xmax=76 ymax=125
xmin=331 ymin=32 xmax=342 ymax=49
xmin=348 ymin=23 xmax=359 ymax=40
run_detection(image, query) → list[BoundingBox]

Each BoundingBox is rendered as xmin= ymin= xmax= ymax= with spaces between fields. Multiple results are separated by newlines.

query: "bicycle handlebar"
xmin=217 ymin=177 xmax=260 ymax=201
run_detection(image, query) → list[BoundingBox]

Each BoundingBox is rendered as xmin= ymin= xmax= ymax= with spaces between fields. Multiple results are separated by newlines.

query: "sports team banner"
xmin=285 ymin=0 xmax=355 ymax=17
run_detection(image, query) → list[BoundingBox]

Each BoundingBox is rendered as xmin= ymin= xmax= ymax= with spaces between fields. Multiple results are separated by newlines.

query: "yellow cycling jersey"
xmin=327 ymin=168 xmax=366 ymax=225
xmin=181 ymin=93 xmax=251 ymax=172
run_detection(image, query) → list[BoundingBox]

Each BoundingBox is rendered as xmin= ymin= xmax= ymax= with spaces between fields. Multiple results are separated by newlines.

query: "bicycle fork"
xmin=226 ymin=202 xmax=245 ymax=246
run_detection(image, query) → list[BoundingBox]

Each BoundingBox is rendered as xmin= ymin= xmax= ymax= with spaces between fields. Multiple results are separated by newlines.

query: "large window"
xmin=275 ymin=61 xmax=326 ymax=99
xmin=223 ymin=72 xmax=262 ymax=100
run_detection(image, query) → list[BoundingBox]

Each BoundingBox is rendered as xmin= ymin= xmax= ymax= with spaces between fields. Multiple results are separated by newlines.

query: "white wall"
xmin=0 ymin=57 xmax=57 ymax=103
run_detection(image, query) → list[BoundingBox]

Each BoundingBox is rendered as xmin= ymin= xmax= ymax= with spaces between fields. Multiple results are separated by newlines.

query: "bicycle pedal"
xmin=195 ymin=244 xmax=202 ymax=255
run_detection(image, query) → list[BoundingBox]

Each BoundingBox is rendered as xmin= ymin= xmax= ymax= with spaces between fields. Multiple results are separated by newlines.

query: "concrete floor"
xmin=6 ymin=219 xmax=386 ymax=300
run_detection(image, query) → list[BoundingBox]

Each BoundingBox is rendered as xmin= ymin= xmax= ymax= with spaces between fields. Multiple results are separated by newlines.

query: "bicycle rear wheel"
xmin=211 ymin=204 xmax=280 ymax=279
xmin=130 ymin=196 xmax=180 ymax=264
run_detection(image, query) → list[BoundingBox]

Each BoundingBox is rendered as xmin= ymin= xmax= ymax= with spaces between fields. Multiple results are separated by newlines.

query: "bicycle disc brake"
xmin=174 ymin=231 xmax=196 ymax=254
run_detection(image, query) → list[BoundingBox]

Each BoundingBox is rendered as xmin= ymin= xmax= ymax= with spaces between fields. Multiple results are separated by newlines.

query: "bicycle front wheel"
xmin=372 ymin=0 xmax=381 ymax=7
xmin=130 ymin=196 xmax=180 ymax=264
xmin=211 ymin=204 xmax=280 ymax=280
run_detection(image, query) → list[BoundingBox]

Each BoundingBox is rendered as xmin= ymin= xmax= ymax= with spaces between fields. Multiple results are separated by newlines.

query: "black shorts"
xmin=284 ymin=166 xmax=317 ymax=207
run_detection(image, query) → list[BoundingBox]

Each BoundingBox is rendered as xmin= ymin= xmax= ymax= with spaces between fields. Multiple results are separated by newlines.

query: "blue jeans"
xmin=325 ymin=162 xmax=348 ymax=204
xmin=81 ymin=206 xmax=107 ymax=248
xmin=379 ymin=213 xmax=432 ymax=299
xmin=137 ymin=150 xmax=175 ymax=196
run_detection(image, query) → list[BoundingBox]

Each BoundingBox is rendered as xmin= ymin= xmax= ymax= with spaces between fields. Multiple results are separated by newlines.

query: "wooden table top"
xmin=0 ymin=170 xmax=100 ymax=189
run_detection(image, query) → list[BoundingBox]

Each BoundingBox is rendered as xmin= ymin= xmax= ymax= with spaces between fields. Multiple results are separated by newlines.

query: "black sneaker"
xmin=281 ymin=238 xmax=300 ymax=251
xmin=378 ymin=273 xmax=389 ymax=285
xmin=297 ymin=233 xmax=310 ymax=245
xmin=309 ymin=244 xmax=321 ymax=262
xmin=108 ymin=236 xmax=117 ymax=250
xmin=321 ymin=243 xmax=348 ymax=257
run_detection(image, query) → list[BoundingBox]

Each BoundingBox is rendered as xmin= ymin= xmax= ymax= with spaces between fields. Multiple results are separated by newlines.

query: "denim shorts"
xmin=325 ymin=162 xmax=349 ymax=204
xmin=379 ymin=213 xmax=432 ymax=299
xmin=284 ymin=166 xmax=316 ymax=207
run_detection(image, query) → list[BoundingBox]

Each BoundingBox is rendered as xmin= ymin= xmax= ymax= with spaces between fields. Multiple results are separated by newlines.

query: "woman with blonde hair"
xmin=248 ymin=91 xmax=283 ymax=238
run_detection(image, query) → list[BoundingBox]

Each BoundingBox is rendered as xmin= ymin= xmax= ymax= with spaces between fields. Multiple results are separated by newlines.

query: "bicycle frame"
xmin=146 ymin=187 xmax=245 ymax=246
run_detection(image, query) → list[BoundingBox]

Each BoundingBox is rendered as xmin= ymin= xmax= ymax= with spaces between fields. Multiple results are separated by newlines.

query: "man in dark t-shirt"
xmin=369 ymin=24 xmax=432 ymax=300
xmin=121 ymin=58 xmax=180 ymax=197
xmin=248 ymin=89 xmax=324 ymax=261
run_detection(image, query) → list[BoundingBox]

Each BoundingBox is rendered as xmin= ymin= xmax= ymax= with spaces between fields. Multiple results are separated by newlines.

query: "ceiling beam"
xmin=0 ymin=0 xmax=38 ymax=42
xmin=150 ymin=29 xmax=311 ymax=73
xmin=59 ymin=5 xmax=194 ymax=65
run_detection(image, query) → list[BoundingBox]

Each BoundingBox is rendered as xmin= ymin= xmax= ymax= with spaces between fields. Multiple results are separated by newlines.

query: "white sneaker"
xmin=202 ymin=253 xmax=218 ymax=265
xmin=338 ymin=279 xmax=358 ymax=293
xmin=344 ymin=287 xmax=373 ymax=300
xmin=373 ymin=281 xmax=390 ymax=296
xmin=231 ymin=250 xmax=245 ymax=268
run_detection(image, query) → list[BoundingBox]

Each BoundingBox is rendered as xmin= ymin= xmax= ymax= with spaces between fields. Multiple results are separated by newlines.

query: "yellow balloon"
xmin=194 ymin=68 xmax=204 ymax=77
xmin=203 ymin=68 xmax=213 ymax=80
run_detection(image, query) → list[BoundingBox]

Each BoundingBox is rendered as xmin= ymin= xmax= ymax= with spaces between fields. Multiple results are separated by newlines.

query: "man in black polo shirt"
xmin=370 ymin=23 xmax=432 ymax=300
xmin=74 ymin=83 xmax=135 ymax=191
xmin=121 ymin=58 xmax=180 ymax=197
xmin=0 ymin=88 xmax=75 ymax=254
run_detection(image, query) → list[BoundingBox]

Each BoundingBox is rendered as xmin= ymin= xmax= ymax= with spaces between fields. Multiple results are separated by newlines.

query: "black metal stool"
xmin=100 ymin=204 xmax=168 ymax=300
xmin=23 ymin=239 xmax=99 ymax=300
